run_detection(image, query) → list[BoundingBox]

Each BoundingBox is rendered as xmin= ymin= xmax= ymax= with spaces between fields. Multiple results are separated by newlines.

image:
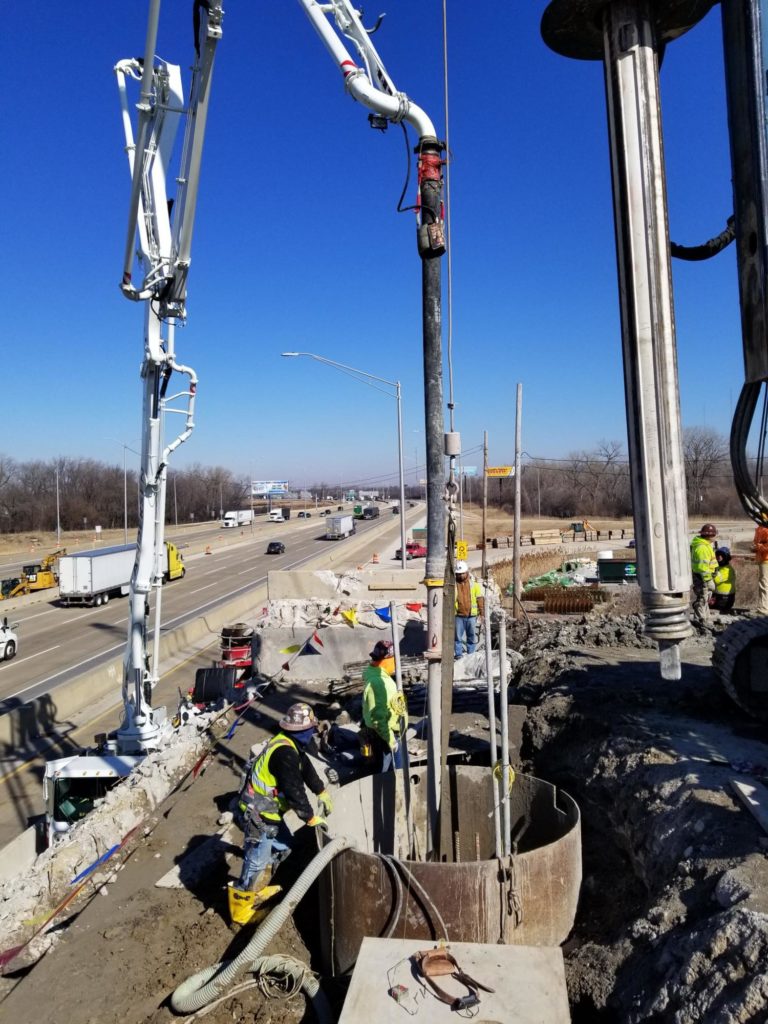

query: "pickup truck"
xmin=395 ymin=541 xmax=427 ymax=560
xmin=0 ymin=617 xmax=18 ymax=661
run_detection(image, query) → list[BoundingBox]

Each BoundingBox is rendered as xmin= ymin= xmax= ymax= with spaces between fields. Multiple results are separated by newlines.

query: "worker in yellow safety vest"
xmin=690 ymin=524 xmax=718 ymax=627
xmin=454 ymin=560 xmax=485 ymax=657
xmin=362 ymin=640 xmax=407 ymax=773
xmin=709 ymin=547 xmax=735 ymax=613
xmin=228 ymin=702 xmax=332 ymax=925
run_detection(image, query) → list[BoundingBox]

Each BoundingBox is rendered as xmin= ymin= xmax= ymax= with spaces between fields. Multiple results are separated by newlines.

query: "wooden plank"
xmin=730 ymin=777 xmax=768 ymax=836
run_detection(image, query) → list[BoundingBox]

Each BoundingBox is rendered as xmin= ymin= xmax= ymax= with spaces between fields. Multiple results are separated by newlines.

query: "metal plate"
xmin=541 ymin=0 xmax=717 ymax=60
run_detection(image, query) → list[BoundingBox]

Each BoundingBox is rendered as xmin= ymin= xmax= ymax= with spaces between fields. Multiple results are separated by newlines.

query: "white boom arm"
xmin=113 ymin=0 xmax=220 ymax=754
xmin=297 ymin=0 xmax=437 ymax=139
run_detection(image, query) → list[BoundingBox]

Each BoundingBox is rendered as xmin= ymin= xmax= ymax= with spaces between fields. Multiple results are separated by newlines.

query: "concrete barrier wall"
xmin=0 ymin=585 xmax=268 ymax=751
xmin=268 ymin=569 xmax=425 ymax=601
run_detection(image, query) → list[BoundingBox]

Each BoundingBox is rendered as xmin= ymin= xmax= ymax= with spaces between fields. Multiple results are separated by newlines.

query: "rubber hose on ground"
xmin=170 ymin=835 xmax=356 ymax=1017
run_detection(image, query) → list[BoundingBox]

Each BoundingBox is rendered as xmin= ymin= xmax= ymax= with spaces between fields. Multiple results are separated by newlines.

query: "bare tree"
xmin=683 ymin=427 xmax=729 ymax=519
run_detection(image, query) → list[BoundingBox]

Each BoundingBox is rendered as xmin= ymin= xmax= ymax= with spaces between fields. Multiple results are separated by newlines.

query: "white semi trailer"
xmin=326 ymin=513 xmax=355 ymax=540
xmin=59 ymin=542 xmax=185 ymax=607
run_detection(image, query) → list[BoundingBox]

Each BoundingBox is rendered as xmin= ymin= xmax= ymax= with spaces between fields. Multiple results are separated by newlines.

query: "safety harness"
xmin=413 ymin=947 xmax=494 ymax=1012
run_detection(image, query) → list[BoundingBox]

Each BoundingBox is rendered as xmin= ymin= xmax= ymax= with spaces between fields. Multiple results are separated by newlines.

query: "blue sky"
xmin=1 ymin=2 xmax=740 ymax=489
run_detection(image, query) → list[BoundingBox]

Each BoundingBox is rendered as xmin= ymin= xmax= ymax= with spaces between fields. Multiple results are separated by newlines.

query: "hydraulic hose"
xmin=170 ymin=835 xmax=356 ymax=1017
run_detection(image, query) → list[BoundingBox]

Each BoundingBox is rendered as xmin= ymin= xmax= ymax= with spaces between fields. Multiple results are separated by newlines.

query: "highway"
xmin=0 ymin=511 xmax=407 ymax=708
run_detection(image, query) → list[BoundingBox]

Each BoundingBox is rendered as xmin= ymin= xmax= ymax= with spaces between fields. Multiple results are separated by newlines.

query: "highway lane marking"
xmin=0 ymin=645 xmax=60 ymax=669
xmin=13 ymin=607 xmax=59 ymax=623
xmin=188 ymin=582 xmax=218 ymax=595
xmin=0 ymin=636 xmax=222 ymax=787
xmin=7 ymin=641 xmax=126 ymax=700
xmin=2 ymin=528 xmax=390 ymax=700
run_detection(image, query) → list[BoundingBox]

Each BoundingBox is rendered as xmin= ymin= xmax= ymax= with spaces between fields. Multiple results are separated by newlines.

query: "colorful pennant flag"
xmin=341 ymin=609 xmax=357 ymax=626
xmin=312 ymin=631 xmax=324 ymax=647
xmin=281 ymin=661 xmax=291 ymax=672
xmin=406 ymin=602 xmax=423 ymax=612
xmin=374 ymin=607 xmax=391 ymax=622
xmin=279 ymin=644 xmax=302 ymax=655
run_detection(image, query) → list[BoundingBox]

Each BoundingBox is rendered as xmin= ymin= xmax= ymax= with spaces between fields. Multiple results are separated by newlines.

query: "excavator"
xmin=0 ymin=549 xmax=66 ymax=600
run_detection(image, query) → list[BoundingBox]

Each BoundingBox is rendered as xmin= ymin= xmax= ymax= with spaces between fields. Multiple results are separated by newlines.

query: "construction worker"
xmin=228 ymin=702 xmax=332 ymax=925
xmin=454 ymin=560 xmax=485 ymax=657
xmin=690 ymin=524 xmax=718 ymax=627
xmin=752 ymin=516 xmax=768 ymax=613
xmin=362 ymin=640 xmax=406 ymax=772
xmin=710 ymin=547 xmax=736 ymax=613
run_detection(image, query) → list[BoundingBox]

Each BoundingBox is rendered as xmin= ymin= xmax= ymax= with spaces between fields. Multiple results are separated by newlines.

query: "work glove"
xmin=307 ymin=816 xmax=329 ymax=830
xmin=317 ymin=790 xmax=333 ymax=817
xmin=706 ymin=579 xmax=716 ymax=594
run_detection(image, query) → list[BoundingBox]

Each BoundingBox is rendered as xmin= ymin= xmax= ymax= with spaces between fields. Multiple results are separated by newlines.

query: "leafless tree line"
xmin=0 ymin=456 xmax=250 ymax=534
xmin=0 ymin=427 xmax=748 ymax=535
xmin=487 ymin=427 xmax=746 ymax=520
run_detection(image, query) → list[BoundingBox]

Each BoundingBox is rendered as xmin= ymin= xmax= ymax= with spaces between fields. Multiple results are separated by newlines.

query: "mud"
xmin=516 ymin=615 xmax=768 ymax=1022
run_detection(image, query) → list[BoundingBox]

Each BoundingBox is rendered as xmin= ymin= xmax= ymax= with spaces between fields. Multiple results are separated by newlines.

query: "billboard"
xmin=252 ymin=479 xmax=289 ymax=497
xmin=462 ymin=466 xmax=478 ymax=477
xmin=486 ymin=466 xmax=513 ymax=478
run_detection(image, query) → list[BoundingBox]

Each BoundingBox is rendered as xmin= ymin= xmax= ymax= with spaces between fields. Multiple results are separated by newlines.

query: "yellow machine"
xmin=0 ymin=549 xmax=66 ymax=599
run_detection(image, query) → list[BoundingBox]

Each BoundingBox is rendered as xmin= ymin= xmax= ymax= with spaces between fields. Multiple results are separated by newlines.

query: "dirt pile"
xmin=515 ymin=615 xmax=768 ymax=1022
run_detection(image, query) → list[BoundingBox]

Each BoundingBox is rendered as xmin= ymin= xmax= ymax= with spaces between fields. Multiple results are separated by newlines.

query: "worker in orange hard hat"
xmin=752 ymin=515 xmax=768 ymax=614
xmin=690 ymin=524 xmax=718 ymax=628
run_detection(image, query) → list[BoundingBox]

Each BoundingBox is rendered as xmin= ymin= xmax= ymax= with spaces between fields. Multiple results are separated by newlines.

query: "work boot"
xmin=227 ymin=882 xmax=257 ymax=925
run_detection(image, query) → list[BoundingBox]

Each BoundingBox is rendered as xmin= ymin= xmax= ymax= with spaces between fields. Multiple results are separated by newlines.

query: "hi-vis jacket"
xmin=243 ymin=732 xmax=323 ymax=823
xmin=362 ymin=664 xmax=407 ymax=747
xmin=690 ymin=536 xmax=717 ymax=581
xmin=455 ymin=577 xmax=483 ymax=617
xmin=714 ymin=564 xmax=735 ymax=595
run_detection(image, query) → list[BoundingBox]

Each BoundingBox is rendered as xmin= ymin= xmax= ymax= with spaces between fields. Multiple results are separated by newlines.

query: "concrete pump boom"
xmin=112 ymin=1 xmax=221 ymax=754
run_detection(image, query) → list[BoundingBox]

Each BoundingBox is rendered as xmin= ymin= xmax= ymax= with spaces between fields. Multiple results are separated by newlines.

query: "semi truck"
xmin=221 ymin=509 xmax=253 ymax=528
xmin=362 ymin=506 xmax=380 ymax=520
xmin=59 ymin=542 xmax=185 ymax=607
xmin=267 ymin=507 xmax=291 ymax=523
xmin=326 ymin=513 xmax=355 ymax=540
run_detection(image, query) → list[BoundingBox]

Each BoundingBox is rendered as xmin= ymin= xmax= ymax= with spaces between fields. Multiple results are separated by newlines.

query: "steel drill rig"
xmin=541 ymin=0 xmax=768 ymax=695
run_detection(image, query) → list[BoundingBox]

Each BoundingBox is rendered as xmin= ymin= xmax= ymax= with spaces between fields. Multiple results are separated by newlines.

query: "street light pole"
xmin=282 ymin=352 xmax=408 ymax=569
xmin=123 ymin=445 xmax=128 ymax=545
xmin=55 ymin=463 xmax=61 ymax=546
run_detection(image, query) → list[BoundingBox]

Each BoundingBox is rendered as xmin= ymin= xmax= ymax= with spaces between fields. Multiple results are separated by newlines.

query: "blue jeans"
xmin=238 ymin=817 xmax=292 ymax=890
xmin=455 ymin=615 xmax=478 ymax=657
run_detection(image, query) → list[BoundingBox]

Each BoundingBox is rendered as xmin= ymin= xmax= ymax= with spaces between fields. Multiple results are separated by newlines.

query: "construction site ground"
xmin=3 ymin=599 xmax=768 ymax=1022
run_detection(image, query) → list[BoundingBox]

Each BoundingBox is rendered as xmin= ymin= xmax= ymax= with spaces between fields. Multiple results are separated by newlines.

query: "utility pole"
xmin=482 ymin=430 xmax=488 ymax=580
xmin=173 ymin=474 xmax=178 ymax=527
xmin=55 ymin=463 xmax=61 ymax=547
xmin=513 ymin=384 xmax=522 ymax=618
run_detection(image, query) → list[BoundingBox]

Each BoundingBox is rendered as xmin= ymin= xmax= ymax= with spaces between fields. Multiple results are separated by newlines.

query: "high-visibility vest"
xmin=247 ymin=733 xmax=297 ymax=821
xmin=714 ymin=564 xmax=735 ymax=595
xmin=455 ymin=578 xmax=483 ymax=617
xmin=362 ymin=664 xmax=407 ymax=745
xmin=690 ymin=537 xmax=717 ymax=580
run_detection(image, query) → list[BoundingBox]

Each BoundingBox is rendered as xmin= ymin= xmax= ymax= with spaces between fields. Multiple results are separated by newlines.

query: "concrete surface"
xmin=339 ymin=937 xmax=570 ymax=1023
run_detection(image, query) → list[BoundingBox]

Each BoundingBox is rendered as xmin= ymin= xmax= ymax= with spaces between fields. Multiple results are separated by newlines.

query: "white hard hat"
xmin=455 ymin=560 xmax=469 ymax=574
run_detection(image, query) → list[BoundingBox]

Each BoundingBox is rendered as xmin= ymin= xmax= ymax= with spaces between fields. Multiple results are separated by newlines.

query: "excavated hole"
xmin=513 ymin=613 xmax=768 ymax=1023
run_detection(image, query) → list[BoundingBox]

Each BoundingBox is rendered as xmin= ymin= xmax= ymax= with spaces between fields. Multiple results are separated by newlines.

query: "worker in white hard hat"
xmin=454 ymin=560 xmax=485 ymax=658
xmin=228 ymin=702 xmax=332 ymax=926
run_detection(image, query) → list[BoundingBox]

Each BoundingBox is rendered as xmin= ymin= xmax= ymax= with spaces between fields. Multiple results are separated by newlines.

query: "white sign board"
xmin=252 ymin=479 xmax=289 ymax=496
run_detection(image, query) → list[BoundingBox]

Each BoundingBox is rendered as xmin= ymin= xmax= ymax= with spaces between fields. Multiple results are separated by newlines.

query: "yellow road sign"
xmin=486 ymin=466 xmax=513 ymax=477
xmin=456 ymin=540 xmax=468 ymax=560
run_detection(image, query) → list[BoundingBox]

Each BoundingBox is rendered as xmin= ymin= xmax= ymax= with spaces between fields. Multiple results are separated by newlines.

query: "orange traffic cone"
xmin=205 ymin=545 xmax=212 ymax=555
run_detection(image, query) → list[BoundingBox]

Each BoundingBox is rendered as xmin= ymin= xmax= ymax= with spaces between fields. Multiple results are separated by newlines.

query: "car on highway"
xmin=395 ymin=541 xmax=427 ymax=560
xmin=297 ymin=511 xmax=312 ymax=518
xmin=320 ymin=509 xmax=332 ymax=516
xmin=266 ymin=541 xmax=286 ymax=555
xmin=0 ymin=617 xmax=18 ymax=661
